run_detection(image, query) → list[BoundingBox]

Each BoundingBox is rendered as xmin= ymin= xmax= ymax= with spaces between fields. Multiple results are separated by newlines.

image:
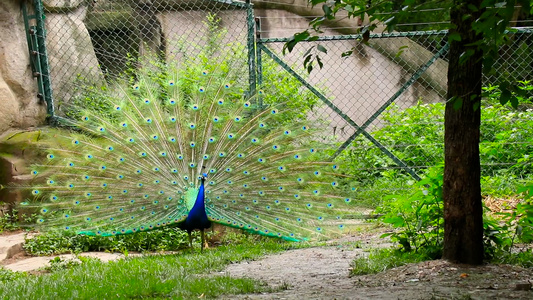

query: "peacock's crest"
xmin=21 ymin=58 xmax=357 ymax=242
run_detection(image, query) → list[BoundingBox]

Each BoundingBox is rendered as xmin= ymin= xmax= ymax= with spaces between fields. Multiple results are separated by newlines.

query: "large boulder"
xmin=0 ymin=130 xmax=42 ymax=214
xmin=43 ymin=0 xmax=85 ymax=12
xmin=45 ymin=4 xmax=104 ymax=112
xmin=0 ymin=0 xmax=47 ymax=133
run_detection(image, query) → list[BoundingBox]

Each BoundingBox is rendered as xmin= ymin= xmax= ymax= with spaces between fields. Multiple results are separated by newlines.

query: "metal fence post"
xmin=22 ymin=0 xmax=54 ymax=120
xmin=255 ymin=16 xmax=263 ymax=108
xmin=246 ymin=0 xmax=256 ymax=97
xmin=33 ymin=0 xmax=54 ymax=121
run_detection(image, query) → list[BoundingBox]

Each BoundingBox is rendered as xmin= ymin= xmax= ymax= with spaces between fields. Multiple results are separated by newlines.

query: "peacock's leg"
xmin=187 ymin=230 xmax=193 ymax=249
xmin=200 ymin=229 xmax=209 ymax=251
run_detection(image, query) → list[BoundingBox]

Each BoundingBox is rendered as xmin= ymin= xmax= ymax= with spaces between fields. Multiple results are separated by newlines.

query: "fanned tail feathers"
xmin=22 ymin=59 xmax=356 ymax=241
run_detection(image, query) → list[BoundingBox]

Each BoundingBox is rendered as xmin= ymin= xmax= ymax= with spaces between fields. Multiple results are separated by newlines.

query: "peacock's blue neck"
xmin=190 ymin=179 xmax=206 ymax=214
xmin=184 ymin=177 xmax=211 ymax=230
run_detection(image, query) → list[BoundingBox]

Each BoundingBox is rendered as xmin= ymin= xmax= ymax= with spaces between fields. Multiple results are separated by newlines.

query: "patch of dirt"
xmin=0 ymin=231 xmax=135 ymax=272
xmin=223 ymin=233 xmax=533 ymax=300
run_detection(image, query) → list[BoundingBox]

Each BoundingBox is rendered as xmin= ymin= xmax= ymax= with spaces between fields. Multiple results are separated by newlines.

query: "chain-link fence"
xmin=257 ymin=27 xmax=533 ymax=199
xmin=40 ymin=0 xmax=253 ymax=115
xmin=33 ymin=0 xmax=533 ymax=199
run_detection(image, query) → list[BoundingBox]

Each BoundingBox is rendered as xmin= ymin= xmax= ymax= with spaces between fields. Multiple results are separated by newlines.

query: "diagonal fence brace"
xmin=258 ymin=43 xmax=421 ymax=180
xmin=333 ymin=42 xmax=450 ymax=161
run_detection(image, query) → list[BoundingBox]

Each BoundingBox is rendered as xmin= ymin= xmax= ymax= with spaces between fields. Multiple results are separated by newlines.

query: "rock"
xmin=514 ymin=282 xmax=532 ymax=291
xmin=43 ymin=0 xmax=85 ymax=12
xmin=0 ymin=0 xmax=47 ymax=133
xmin=0 ymin=232 xmax=29 ymax=262
xmin=45 ymin=4 xmax=104 ymax=111
xmin=0 ymin=130 xmax=46 ymax=208
xmin=5 ymin=243 xmax=24 ymax=260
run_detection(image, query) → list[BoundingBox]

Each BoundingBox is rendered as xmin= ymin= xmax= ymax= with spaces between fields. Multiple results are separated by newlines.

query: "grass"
xmin=490 ymin=248 xmax=533 ymax=268
xmin=350 ymin=248 xmax=430 ymax=276
xmin=0 ymin=237 xmax=295 ymax=299
xmin=0 ymin=268 xmax=28 ymax=282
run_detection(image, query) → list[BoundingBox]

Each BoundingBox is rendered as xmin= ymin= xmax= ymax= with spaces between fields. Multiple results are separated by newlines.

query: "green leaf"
xmin=345 ymin=4 xmax=354 ymax=13
xmin=500 ymin=88 xmax=511 ymax=105
xmin=462 ymin=14 xmax=472 ymax=21
xmin=283 ymin=31 xmax=311 ymax=54
xmin=310 ymin=0 xmax=325 ymax=6
xmin=483 ymin=56 xmax=495 ymax=73
xmin=294 ymin=31 xmax=311 ymax=42
xmin=282 ymin=40 xmax=296 ymax=55
xmin=448 ymin=32 xmax=461 ymax=42
xmin=310 ymin=17 xmax=325 ymax=31
xmin=316 ymin=55 xmax=323 ymax=69
xmin=341 ymin=50 xmax=353 ymax=57
xmin=472 ymin=101 xmax=480 ymax=112
xmin=383 ymin=216 xmax=405 ymax=226
xmin=452 ymin=97 xmax=463 ymax=110
xmin=395 ymin=46 xmax=409 ymax=58
xmin=467 ymin=4 xmax=479 ymax=12
xmin=303 ymin=54 xmax=312 ymax=68
xmin=459 ymin=49 xmax=475 ymax=65
xmin=303 ymin=46 xmax=313 ymax=58
xmin=322 ymin=4 xmax=333 ymax=19
xmin=384 ymin=16 xmax=395 ymax=25
xmin=316 ymin=44 xmax=328 ymax=54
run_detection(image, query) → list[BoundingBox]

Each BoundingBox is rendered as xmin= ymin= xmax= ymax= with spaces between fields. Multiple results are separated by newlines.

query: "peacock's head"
xmin=199 ymin=166 xmax=208 ymax=182
xmin=199 ymin=172 xmax=208 ymax=182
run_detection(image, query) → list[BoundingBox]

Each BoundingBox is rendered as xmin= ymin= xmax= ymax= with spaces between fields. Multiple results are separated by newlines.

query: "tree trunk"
xmin=442 ymin=0 xmax=484 ymax=264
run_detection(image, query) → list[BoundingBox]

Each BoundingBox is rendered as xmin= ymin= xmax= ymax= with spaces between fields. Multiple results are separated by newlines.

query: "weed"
xmin=378 ymin=167 xmax=444 ymax=259
xmin=0 ymin=207 xmax=36 ymax=233
xmin=350 ymin=248 xmax=429 ymax=276
xmin=0 ymin=268 xmax=27 ymax=282
xmin=44 ymin=257 xmax=81 ymax=273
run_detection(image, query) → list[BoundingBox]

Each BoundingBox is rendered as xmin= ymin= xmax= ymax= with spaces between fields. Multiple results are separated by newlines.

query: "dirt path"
xmin=223 ymin=234 xmax=533 ymax=300
xmin=0 ymin=232 xmax=131 ymax=272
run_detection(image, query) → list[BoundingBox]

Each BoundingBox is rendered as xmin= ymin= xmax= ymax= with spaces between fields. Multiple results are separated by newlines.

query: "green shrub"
xmin=23 ymin=227 xmax=210 ymax=255
xmin=350 ymin=248 xmax=429 ymax=276
xmin=338 ymin=81 xmax=533 ymax=205
xmin=375 ymin=166 xmax=533 ymax=262
xmin=66 ymin=13 xmax=320 ymax=127
xmin=378 ymin=167 xmax=444 ymax=259
xmin=0 ymin=268 xmax=27 ymax=282
xmin=0 ymin=207 xmax=36 ymax=234
xmin=45 ymin=257 xmax=81 ymax=273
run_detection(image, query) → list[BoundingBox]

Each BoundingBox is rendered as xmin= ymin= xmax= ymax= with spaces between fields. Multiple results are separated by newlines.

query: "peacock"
xmin=18 ymin=57 xmax=356 ymax=250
